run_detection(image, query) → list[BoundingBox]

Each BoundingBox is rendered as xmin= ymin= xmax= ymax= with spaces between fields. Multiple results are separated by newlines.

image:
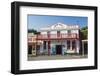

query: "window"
xmin=47 ymin=31 xmax=50 ymax=37
xmin=47 ymin=31 xmax=50 ymax=35
xmin=57 ymin=31 xmax=60 ymax=37
xmin=67 ymin=40 xmax=70 ymax=50
xmin=68 ymin=30 xmax=71 ymax=33
xmin=68 ymin=30 xmax=71 ymax=38
xmin=57 ymin=31 xmax=60 ymax=34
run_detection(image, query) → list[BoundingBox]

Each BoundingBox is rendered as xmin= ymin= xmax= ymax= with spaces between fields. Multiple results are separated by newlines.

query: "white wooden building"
xmin=36 ymin=23 xmax=81 ymax=55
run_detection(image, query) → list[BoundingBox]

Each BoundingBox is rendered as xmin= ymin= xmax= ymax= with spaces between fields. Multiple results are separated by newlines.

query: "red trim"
xmin=36 ymin=33 xmax=79 ymax=40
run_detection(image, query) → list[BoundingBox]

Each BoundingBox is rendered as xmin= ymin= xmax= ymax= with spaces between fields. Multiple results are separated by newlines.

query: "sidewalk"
xmin=28 ymin=55 xmax=87 ymax=61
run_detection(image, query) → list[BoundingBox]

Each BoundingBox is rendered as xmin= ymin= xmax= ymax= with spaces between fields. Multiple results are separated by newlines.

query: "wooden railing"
xmin=36 ymin=33 xmax=79 ymax=40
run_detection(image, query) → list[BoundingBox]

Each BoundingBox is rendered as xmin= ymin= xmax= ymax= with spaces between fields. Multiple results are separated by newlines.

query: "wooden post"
xmin=70 ymin=40 xmax=72 ymax=51
xmin=35 ymin=39 xmax=37 ymax=56
xmin=75 ymin=40 xmax=77 ymax=53
xmin=82 ymin=41 xmax=84 ymax=56
xmin=48 ymin=41 xmax=51 ymax=56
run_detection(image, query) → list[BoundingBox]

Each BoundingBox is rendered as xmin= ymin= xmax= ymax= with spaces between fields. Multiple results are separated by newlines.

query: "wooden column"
xmin=36 ymin=36 xmax=37 ymax=56
xmin=82 ymin=41 xmax=84 ymax=56
xmin=75 ymin=40 xmax=77 ymax=53
xmin=48 ymin=41 xmax=51 ymax=56
xmin=70 ymin=40 xmax=72 ymax=51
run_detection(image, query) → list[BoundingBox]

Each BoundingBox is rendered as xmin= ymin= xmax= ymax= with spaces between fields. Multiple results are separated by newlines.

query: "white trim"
xmin=40 ymin=23 xmax=80 ymax=31
xmin=82 ymin=40 xmax=88 ymax=42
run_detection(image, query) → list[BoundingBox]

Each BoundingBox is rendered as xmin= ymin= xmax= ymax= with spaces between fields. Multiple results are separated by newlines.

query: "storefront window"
xmin=43 ymin=41 xmax=46 ymax=50
xmin=36 ymin=45 xmax=40 ymax=50
xmin=72 ymin=40 xmax=76 ymax=50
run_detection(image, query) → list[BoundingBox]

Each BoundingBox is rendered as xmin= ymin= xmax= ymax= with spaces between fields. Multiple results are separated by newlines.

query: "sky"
xmin=28 ymin=15 xmax=88 ymax=31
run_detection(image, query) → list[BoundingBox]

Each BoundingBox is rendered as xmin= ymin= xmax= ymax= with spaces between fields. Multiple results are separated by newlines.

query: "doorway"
xmin=28 ymin=45 xmax=32 ymax=54
xmin=56 ymin=45 xmax=62 ymax=55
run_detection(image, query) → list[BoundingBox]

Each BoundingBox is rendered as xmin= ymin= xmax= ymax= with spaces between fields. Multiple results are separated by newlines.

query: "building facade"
xmin=28 ymin=23 xmax=81 ymax=56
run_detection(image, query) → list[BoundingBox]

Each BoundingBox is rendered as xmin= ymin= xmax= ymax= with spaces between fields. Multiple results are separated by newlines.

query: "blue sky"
xmin=28 ymin=15 xmax=88 ymax=31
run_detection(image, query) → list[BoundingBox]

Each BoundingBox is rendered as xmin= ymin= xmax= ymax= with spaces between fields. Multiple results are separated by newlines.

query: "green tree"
xmin=28 ymin=29 xmax=40 ymax=34
xmin=80 ymin=26 xmax=88 ymax=40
